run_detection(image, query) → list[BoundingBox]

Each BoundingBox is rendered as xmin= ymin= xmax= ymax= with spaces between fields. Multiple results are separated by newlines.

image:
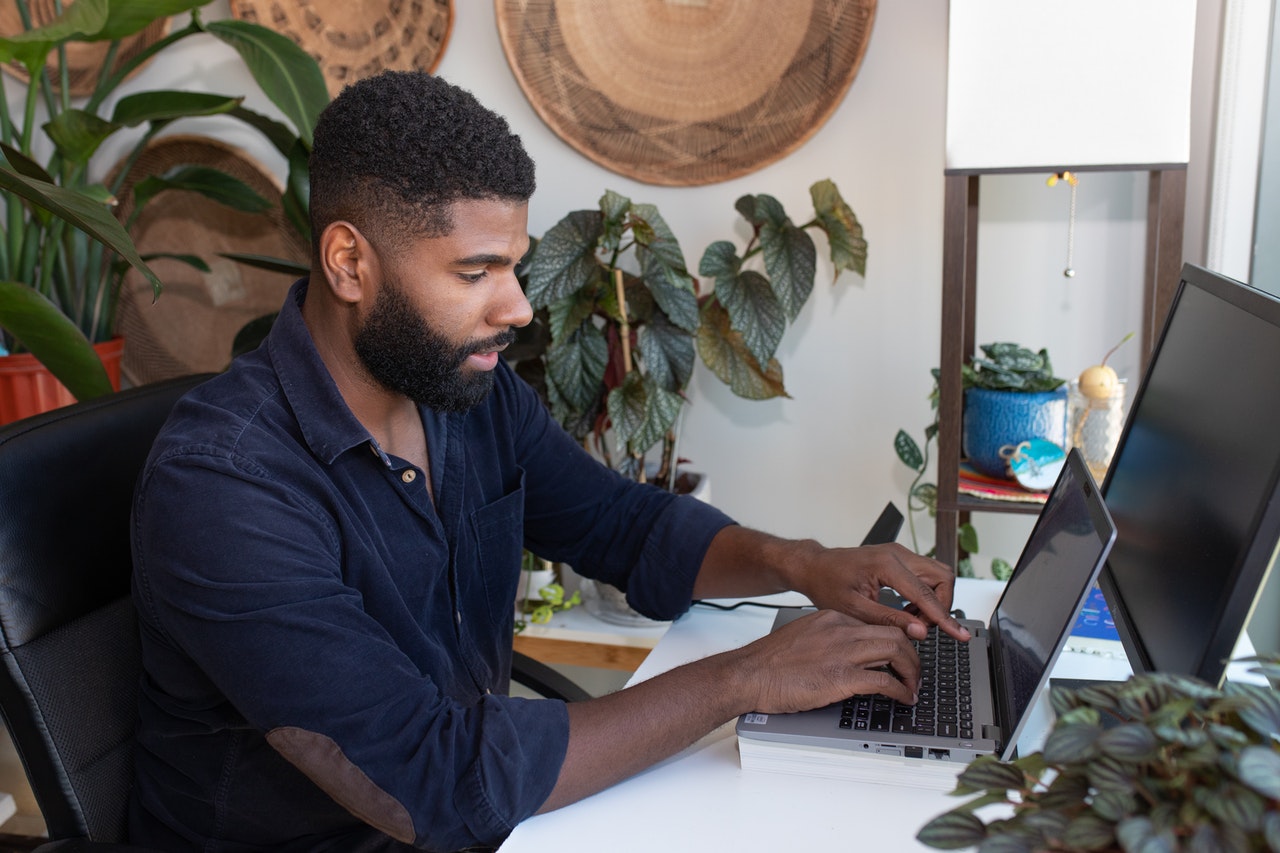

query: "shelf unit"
xmin=933 ymin=164 xmax=1187 ymax=568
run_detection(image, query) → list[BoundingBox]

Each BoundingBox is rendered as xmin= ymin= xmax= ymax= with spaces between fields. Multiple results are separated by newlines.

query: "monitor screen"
xmin=1098 ymin=264 xmax=1280 ymax=686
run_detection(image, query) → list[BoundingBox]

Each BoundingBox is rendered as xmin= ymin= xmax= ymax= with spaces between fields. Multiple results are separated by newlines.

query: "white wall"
xmin=29 ymin=0 xmax=1233 ymax=565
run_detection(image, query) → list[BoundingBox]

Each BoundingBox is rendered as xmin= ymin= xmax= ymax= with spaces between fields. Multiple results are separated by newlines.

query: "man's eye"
xmin=459 ymin=271 xmax=486 ymax=283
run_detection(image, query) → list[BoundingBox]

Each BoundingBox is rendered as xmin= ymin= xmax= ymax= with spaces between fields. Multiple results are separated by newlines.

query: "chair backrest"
xmin=0 ymin=374 xmax=210 ymax=842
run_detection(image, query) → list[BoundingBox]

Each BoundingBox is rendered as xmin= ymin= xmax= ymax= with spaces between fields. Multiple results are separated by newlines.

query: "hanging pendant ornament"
xmin=1047 ymin=171 xmax=1079 ymax=278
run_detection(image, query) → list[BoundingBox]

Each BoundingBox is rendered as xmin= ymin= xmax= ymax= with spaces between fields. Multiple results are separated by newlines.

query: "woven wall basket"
xmin=110 ymin=135 xmax=309 ymax=386
xmin=229 ymin=0 xmax=454 ymax=98
xmin=496 ymin=0 xmax=877 ymax=187
xmin=0 ymin=0 xmax=170 ymax=97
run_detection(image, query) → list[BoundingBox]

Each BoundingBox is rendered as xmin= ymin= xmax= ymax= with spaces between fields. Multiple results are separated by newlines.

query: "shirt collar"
xmin=267 ymin=279 xmax=376 ymax=465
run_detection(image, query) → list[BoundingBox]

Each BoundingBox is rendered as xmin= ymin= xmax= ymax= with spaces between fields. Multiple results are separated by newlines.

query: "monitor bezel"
xmin=1097 ymin=262 xmax=1280 ymax=687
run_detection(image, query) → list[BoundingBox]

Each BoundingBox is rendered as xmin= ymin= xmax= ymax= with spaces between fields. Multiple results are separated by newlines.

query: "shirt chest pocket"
xmin=468 ymin=470 xmax=525 ymax=628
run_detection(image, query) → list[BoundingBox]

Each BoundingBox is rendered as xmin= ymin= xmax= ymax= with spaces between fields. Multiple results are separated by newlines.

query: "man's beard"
xmin=354 ymin=278 xmax=516 ymax=413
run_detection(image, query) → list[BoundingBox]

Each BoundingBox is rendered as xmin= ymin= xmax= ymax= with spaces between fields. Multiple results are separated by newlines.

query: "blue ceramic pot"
xmin=962 ymin=386 xmax=1068 ymax=478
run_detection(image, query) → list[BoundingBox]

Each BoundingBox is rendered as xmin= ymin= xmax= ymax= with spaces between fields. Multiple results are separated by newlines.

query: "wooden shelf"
xmin=933 ymin=165 xmax=1186 ymax=567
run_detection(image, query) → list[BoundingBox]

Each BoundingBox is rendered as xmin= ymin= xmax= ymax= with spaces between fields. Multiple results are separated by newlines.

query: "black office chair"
xmin=0 ymin=374 xmax=586 ymax=851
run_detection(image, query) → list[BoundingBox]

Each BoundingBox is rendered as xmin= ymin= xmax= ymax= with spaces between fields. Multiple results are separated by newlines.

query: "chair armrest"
xmin=511 ymin=651 xmax=592 ymax=702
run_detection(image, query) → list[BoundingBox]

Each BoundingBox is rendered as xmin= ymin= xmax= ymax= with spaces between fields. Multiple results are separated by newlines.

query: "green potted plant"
xmin=514 ymin=550 xmax=581 ymax=634
xmin=508 ymin=179 xmax=866 ymax=488
xmin=0 ymin=0 xmax=326 ymax=420
xmin=959 ymin=342 xmax=1067 ymax=480
xmin=917 ymin=658 xmax=1280 ymax=853
xmin=506 ymin=181 xmax=865 ymax=623
xmin=894 ymin=405 xmax=1012 ymax=581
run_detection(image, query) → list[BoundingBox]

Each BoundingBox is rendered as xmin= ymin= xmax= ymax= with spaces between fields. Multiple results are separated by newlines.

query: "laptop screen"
xmin=990 ymin=450 xmax=1116 ymax=743
xmin=1098 ymin=264 xmax=1280 ymax=685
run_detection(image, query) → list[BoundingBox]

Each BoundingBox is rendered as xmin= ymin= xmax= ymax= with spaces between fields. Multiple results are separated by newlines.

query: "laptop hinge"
xmin=982 ymin=725 xmax=1002 ymax=742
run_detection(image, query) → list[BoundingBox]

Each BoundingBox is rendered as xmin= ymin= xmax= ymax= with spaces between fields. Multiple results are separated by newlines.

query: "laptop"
xmin=735 ymin=447 xmax=1116 ymax=775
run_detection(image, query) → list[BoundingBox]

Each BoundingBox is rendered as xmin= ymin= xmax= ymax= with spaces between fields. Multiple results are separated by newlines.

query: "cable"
xmin=691 ymin=600 xmax=969 ymax=621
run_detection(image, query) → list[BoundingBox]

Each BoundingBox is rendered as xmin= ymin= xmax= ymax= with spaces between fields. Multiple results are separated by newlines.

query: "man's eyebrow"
xmin=452 ymin=253 xmax=513 ymax=267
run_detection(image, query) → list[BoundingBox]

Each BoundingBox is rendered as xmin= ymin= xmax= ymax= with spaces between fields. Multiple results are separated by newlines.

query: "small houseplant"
xmin=510 ymin=180 xmax=866 ymax=486
xmin=960 ymin=342 xmax=1067 ymax=479
xmin=917 ymin=659 xmax=1280 ymax=853
xmin=894 ymin=378 xmax=1012 ymax=581
xmin=514 ymin=550 xmax=581 ymax=634
xmin=0 ymin=0 xmax=326 ymax=411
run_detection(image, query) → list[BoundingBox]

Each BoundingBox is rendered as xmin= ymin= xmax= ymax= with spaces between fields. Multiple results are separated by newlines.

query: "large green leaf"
xmin=228 ymin=105 xmax=300 ymax=158
xmin=283 ymin=138 xmax=311 ymax=242
xmin=638 ymin=248 xmax=698 ymax=333
xmin=916 ymin=811 xmax=987 ymax=850
xmin=714 ymin=268 xmax=785 ymax=368
xmin=205 ymin=19 xmax=328 ymax=147
xmin=760 ymin=216 xmax=817 ymax=321
xmin=527 ymin=209 xmax=602 ymax=309
xmin=1059 ymin=813 xmax=1118 ymax=851
xmin=132 ymin=166 xmax=271 ymax=214
xmin=698 ymin=240 xmax=740 ymax=280
xmin=956 ymin=757 xmax=1025 ymax=792
xmin=895 ymin=429 xmax=924 ymax=472
xmin=599 ymin=189 xmax=629 ymax=255
xmin=97 ymin=0 xmax=211 ymax=42
xmin=629 ymin=203 xmax=688 ymax=274
xmin=0 ymin=0 xmax=108 ymax=74
xmin=112 ymin=90 xmax=243 ymax=126
xmin=546 ymin=286 xmax=598 ymax=343
xmin=220 ymin=252 xmax=308 ymax=277
xmin=47 ymin=92 xmax=241 ymax=164
xmin=1042 ymin=722 xmax=1103 ymax=764
xmin=1237 ymin=745 xmax=1280 ymax=799
xmin=811 ymin=178 xmax=867 ymax=277
xmin=0 ymin=281 xmax=112 ymax=400
xmin=696 ymin=299 xmax=788 ymax=400
xmin=606 ymin=372 xmax=682 ymax=458
xmin=1225 ymin=682 xmax=1280 ymax=740
xmin=0 ymin=157 xmax=161 ymax=299
xmin=42 ymin=110 xmax=116 ymax=165
xmin=636 ymin=311 xmax=694 ymax=393
xmin=546 ymin=321 xmax=607 ymax=414
xmin=1096 ymin=723 xmax=1159 ymax=762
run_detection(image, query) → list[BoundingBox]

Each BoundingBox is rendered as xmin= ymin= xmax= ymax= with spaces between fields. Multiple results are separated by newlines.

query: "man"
xmin=130 ymin=70 xmax=968 ymax=852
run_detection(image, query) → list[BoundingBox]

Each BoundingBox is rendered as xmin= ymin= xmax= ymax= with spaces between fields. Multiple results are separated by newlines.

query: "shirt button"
xmin=401 ymin=470 xmax=416 ymax=484
xmin=455 ymin=611 xmax=462 ymax=625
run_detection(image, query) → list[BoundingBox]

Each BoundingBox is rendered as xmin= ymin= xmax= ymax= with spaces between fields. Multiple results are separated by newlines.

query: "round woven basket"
xmin=109 ymin=135 xmax=309 ymax=385
xmin=496 ymin=0 xmax=877 ymax=186
xmin=0 ymin=0 xmax=170 ymax=97
xmin=228 ymin=0 xmax=454 ymax=98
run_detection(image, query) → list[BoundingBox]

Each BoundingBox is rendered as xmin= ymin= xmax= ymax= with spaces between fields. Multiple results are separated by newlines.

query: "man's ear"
xmin=318 ymin=221 xmax=376 ymax=305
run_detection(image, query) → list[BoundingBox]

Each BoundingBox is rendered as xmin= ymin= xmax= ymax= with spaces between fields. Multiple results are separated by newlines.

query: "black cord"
xmin=690 ymin=599 xmax=796 ymax=611
xmin=692 ymin=599 xmax=969 ymax=620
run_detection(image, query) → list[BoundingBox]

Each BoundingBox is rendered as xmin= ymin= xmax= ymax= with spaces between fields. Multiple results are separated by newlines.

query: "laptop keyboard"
xmin=838 ymin=626 xmax=974 ymax=739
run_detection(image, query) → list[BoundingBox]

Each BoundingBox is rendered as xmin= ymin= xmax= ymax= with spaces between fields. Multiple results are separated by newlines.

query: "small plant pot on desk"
xmin=962 ymin=385 xmax=1068 ymax=479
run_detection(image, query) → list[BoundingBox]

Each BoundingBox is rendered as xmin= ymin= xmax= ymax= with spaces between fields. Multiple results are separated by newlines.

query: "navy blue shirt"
xmin=129 ymin=281 xmax=734 ymax=852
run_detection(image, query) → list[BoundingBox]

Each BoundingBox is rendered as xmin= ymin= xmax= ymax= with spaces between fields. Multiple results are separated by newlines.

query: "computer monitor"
xmin=1097 ymin=263 xmax=1280 ymax=687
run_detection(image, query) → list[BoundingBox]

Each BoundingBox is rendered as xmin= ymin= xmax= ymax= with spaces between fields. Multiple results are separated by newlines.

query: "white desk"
xmin=499 ymin=579 xmax=1258 ymax=852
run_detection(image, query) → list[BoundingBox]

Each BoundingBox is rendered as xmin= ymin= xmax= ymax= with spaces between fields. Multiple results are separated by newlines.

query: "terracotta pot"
xmin=0 ymin=338 xmax=125 ymax=425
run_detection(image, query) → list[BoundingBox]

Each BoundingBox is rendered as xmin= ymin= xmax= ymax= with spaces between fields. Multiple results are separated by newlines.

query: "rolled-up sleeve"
xmin=503 ymin=367 xmax=736 ymax=621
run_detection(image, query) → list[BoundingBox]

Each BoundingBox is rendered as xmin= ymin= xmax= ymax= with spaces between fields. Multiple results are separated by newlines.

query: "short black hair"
xmin=308 ymin=71 xmax=536 ymax=258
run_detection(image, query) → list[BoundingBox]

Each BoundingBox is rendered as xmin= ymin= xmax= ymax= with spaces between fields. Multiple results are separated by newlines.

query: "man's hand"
xmin=545 ymin=606 xmax=922 ymax=812
xmin=796 ymin=542 xmax=970 ymax=642
xmin=727 ymin=608 xmax=921 ymax=712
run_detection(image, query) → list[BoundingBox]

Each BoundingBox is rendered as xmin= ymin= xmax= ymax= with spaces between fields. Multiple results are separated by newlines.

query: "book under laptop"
xmin=735 ymin=448 xmax=1116 ymax=785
